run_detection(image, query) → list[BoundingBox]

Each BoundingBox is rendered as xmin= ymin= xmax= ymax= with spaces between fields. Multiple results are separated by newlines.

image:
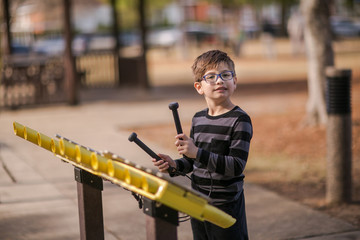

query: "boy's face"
xmin=194 ymin=62 xmax=237 ymax=103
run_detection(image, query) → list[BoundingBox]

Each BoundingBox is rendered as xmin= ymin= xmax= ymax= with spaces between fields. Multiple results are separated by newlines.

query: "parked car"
xmin=11 ymin=42 xmax=31 ymax=54
xmin=120 ymin=31 xmax=140 ymax=47
xmin=32 ymin=37 xmax=65 ymax=55
xmin=331 ymin=16 xmax=360 ymax=37
xmin=184 ymin=22 xmax=217 ymax=44
xmin=147 ymin=27 xmax=182 ymax=49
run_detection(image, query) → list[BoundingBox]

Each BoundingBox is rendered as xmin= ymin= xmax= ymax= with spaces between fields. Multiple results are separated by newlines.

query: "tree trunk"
xmin=1 ymin=0 xmax=12 ymax=55
xmin=280 ymin=0 xmax=288 ymax=37
xmin=63 ymin=0 xmax=78 ymax=105
xmin=110 ymin=0 xmax=121 ymax=86
xmin=300 ymin=0 xmax=334 ymax=125
xmin=138 ymin=0 xmax=149 ymax=89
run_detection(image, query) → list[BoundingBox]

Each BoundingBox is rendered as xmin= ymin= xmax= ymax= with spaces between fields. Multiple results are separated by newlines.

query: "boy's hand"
xmin=175 ymin=134 xmax=198 ymax=158
xmin=152 ymin=153 xmax=176 ymax=173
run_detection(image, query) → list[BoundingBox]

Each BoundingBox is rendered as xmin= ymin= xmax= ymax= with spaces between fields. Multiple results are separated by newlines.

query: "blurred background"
xmin=1 ymin=0 xmax=360 ymax=232
xmin=1 ymin=0 xmax=359 ymax=104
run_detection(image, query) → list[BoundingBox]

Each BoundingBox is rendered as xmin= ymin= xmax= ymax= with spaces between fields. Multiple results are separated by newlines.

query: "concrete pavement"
xmin=0 ymin=88 xmax=359 ymax=240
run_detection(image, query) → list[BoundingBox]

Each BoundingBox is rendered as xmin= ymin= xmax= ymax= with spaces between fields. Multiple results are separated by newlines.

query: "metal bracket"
xmin=143 ymin=197 xmax=179 ymax=226
xmin=74 ymin=167 xmax=103 ymax=191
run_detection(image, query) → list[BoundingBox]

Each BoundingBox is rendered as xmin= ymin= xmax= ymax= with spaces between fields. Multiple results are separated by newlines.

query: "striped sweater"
xmin=175 ymin=106 xmax=253 ymax=205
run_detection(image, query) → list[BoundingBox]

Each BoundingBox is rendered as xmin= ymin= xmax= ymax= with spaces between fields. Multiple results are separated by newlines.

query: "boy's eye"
xmin=221 ymin=73 xmax=231 ymax=78
xmin=205 ymin=74 xmax=216 ymax=80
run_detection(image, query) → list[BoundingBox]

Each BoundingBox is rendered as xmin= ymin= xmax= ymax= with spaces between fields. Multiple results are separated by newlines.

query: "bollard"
xmin=325 ymin=67 xmax=352 ymax=204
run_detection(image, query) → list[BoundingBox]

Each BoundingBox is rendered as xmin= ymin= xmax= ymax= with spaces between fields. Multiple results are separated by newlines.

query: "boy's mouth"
xmin=215 ymin=87 xmax=227 ymax=91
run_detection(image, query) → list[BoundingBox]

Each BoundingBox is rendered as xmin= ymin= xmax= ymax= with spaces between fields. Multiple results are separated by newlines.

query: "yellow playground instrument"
xmin=13 ymin=121 xmax=236 ymax=228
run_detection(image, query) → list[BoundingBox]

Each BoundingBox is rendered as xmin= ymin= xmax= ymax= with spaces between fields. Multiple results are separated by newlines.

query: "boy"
xmin=153 ymin=50 xmax=252 ymax=240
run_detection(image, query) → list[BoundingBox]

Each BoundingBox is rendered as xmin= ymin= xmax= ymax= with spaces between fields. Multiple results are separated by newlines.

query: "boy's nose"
xmin=216 ymin=76 xmax=224 ymax=83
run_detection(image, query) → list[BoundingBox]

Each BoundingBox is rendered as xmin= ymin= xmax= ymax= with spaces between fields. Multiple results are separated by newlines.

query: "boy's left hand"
xmin=175 ymin=134 xmax=198 ymax=159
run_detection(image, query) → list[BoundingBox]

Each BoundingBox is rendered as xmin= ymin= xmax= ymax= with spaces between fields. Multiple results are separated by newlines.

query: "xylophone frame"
xmin=74 ymin=167 xmax=178 ymax=240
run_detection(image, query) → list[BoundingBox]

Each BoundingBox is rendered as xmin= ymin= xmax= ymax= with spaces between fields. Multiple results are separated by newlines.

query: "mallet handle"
xmin=128 ymin=132 xmax=176 ymax=174
xmin=128 ymin=132 xmax=161 ymax=161
xmin=169 ymin=102 xmax=183 ymax=135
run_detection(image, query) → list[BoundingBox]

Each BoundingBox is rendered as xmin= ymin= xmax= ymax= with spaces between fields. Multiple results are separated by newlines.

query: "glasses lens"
xmin=204 ymin=74 xmax=217 ymax=83
xmin=221 ymin=72 xmax=233 ymax=80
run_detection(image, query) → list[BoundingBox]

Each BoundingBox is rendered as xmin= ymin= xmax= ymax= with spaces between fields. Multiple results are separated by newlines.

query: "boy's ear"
xmin=234 ymin=76 xmax=238 ymax=89
xmin=194 ymin=81 xmax=204 ymax=95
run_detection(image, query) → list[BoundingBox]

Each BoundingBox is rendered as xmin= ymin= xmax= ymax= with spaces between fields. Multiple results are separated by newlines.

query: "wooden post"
xmin=143 ymin=198 xmax=178 ymax=240
xmin=325 ymin=67 xmax=352 ymax=204
xmin=74 ymin=168 xmax=104 ymax=240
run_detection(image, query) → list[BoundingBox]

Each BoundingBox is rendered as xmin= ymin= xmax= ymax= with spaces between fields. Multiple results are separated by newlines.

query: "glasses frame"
xmin=201 ymin=71 xmax=235 ymax=84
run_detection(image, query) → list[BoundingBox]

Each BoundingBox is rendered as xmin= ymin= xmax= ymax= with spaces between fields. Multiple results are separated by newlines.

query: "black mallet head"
xmin=128 ymin=132 xmax=137 ymax=142
xmin=168 ymin=102 xmax=179 ymax=110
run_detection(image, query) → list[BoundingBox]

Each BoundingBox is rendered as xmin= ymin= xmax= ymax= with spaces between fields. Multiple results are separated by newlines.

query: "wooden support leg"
xmin=143 ymin=198 xmax=178 ymax=240
xmin=75 ymin=168 xmax=104 ymax=240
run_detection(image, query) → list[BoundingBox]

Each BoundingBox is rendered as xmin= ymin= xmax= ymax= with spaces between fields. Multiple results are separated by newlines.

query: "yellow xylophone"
xmin=13 ymin=121 xmax=236 ymax=228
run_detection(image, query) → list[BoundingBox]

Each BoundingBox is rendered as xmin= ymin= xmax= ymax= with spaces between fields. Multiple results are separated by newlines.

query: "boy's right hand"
xmin=152 ymin=153 xmax=176 ymax=173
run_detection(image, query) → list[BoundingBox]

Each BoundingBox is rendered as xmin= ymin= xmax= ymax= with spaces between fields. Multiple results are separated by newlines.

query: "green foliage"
xmin=93 ymin=0 xmax=301 ymax=31
xmin=97 ymin=23 xmax=112 ymax=32
xmin=207 ymin=0 xmax=299 ymax=8
xmin=110 ymin=0 xmax=174 ymax=30
xmin=219 ymin=0 xmax=247 ymax=8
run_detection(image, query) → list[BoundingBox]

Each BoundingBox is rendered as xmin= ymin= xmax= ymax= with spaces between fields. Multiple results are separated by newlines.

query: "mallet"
xmin=128 ymin=132 xmax=175 ymax=173
xmin=168 ymin=102 xmax=183 ymax=136
xmin=168 ymin=102 xmax=188 ymax=177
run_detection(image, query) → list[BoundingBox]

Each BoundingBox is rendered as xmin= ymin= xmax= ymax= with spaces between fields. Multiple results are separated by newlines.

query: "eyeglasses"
xmin=201 ymin=71 xmax=235 ymax=84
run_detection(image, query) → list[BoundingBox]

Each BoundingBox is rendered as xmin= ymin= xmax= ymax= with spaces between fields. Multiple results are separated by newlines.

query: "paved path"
xmin=0 ymin=88 xmax=359 ymax=240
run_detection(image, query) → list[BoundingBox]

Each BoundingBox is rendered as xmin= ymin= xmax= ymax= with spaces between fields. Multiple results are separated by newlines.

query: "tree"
xmin=63 ymin=0 xmax=78 ymax=105
xmin=108 ymin=0 xmax=172 ymax=30
xmin=1 ymin=0 xmax=12 ymax=55
xmin=300 ymin=0 xmax=334 ymax=125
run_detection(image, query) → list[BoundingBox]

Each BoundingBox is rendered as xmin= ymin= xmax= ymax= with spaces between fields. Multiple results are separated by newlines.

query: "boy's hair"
xmin=191 ymin=50 xmax=236 ymax=82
